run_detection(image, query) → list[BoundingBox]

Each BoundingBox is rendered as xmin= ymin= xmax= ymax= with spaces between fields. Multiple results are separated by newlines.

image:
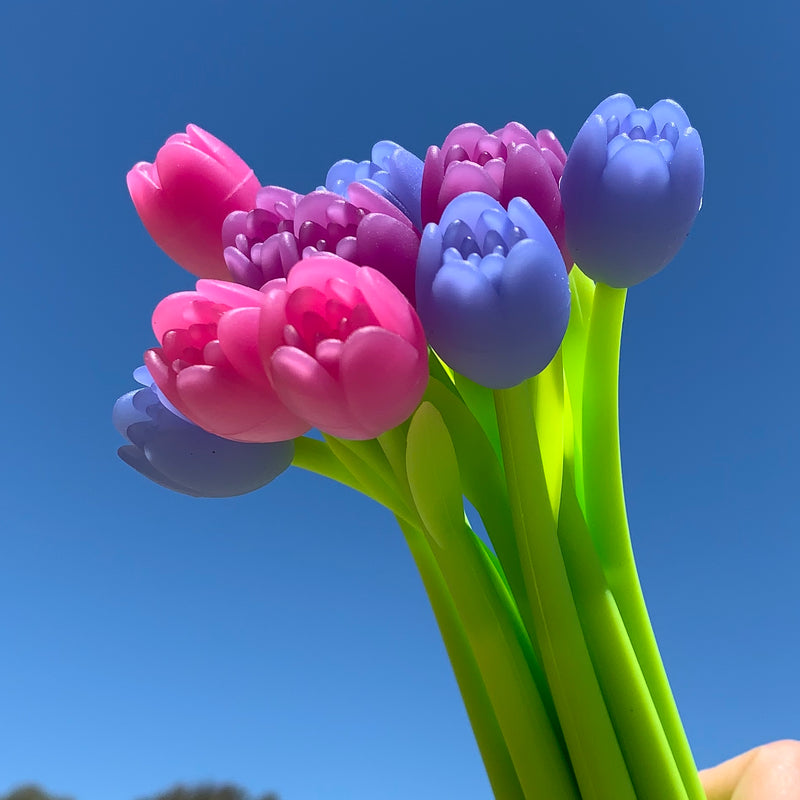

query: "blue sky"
xmin=1 ymin=1 xmax=797 ymax=799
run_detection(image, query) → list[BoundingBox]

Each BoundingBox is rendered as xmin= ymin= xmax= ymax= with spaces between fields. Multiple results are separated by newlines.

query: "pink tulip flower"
xmin=259 ymin=254 xmax=429 ymax=440
xmin=128 ymin=125 xmax=261 ymax=281
xmin=421 ymin=122 xmax=572 ymax=269
xmin=144 ymin=281 xmax=310 ymax=443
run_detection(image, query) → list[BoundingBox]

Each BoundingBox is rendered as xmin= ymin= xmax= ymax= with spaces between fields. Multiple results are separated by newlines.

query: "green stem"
xmin=296 ymin=431 xmax=559 ymax=797
xmin=581 ymin=283 xmax=705 ymax=800
xmin=561 ymin=267 xmax=596 ymax=507
xmin=559 ymin=466 xmax=688 ymax=800
xmin=421 ymin=379 xmax=548 ymax=678
xmin=297 ymin=433 xmax=528 ymax=796
xmin=406 ymin=403 xmax=579 ymax=799
xmin=321 ymin=435 xmax=419 ymax=526
xmin=531 ymin=351 xmax=565 ymax=518
xmin=292 ymin=436 xmax=366 ymax=494
xmin=396 ymin=516 xmax=527 ymax=800
xmin=493 ymin=381 xmax=636 ymax=800
xmin=426 ymin=516 xmax=579 ymax=799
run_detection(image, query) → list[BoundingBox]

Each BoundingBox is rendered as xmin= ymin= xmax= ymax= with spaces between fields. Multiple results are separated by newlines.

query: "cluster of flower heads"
xmin=118 ymin=93 xmax=704 ymax=496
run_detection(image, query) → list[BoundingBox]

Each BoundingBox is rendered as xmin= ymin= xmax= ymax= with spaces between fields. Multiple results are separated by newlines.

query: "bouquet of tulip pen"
xmin=114 ymin=94 xmax=705 ymax=799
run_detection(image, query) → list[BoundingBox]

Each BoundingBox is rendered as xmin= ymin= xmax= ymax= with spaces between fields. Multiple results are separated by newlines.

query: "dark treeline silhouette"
xmin=0 ymin=789 xmax=74 ymax=800
xmin=136 ymin=786 xmax=279 ymax=800
xmin=0 ymin=784 xmax=279 ymax=800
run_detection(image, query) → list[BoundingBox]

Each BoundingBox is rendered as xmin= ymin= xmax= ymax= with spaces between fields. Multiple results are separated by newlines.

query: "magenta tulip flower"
xmin=128 ymin=124 xmax=261 ymax=281
xmin=259 ymin=254 xmax=429 ymax=440
xmin=421 ymin=122 xmax=572 ymax=269
xmin=223 ymin=186 xmax=421 ymax=303
xmin=145 ymin=281 xmax=310 ymax=443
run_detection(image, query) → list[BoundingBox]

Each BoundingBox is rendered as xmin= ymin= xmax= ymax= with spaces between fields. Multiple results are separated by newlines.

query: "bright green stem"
xmin=581 ymin=283 xmax=629 ymax=572
xmin=406 ymin=403 xmax=578 ymax=799
xmin=453 ymin=372 xmax=503 ymax=462
xmin=493 ymin=382 xmax=636 ymax=800
xmin=421 ymin=379 xmax=550 ymax=693
xmin=297 ymin=433 xmax=529 ymax=796
xmin=559 ymin=467 xmax=688 ymax=800
xmin=321 ymin=435 xmax=418 ymax=526
xmin=424 ymin=517 xmax=579 ymax=799
xmin=582 ymin=283 xmax=705 ymax=800
xmin=292 ymin=436 xmax=366 ymax=494
xmin=561 ymin=267 xmax=597 ymax=507
xmin=531 ymin=351 xmax=565 ymax=518
xmin=395 ymin=516 xmax=527 ymax=800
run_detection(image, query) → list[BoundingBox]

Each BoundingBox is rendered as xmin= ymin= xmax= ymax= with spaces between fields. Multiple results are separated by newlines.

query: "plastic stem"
xmin=395 ymin=516 xmax=527 ymax=800
xmin=493 ymin=381 xmax=636 ymax=800
xmin=581 ymin=282 xmax=705 ymax=800
xmin=321 ymin=435 xmax=419 ymax=526
xmin=292 ymin=436 xmax=366 ymax=494
xmin=559 ymin=466 xmax=689 ymax=800
xmin=406 ymin=403 xmax=579 ymax=799
xmin=421 ymin=379 xmax=548 ymax=678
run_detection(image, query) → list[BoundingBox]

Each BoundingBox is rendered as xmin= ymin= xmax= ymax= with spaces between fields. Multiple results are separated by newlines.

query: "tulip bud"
xmin=560 ymin=94 xmax=704 ymax=287
xmin=326 ymin=140 xmax=424 ymax=231
xmin=114 ymin=367 xmax=294 ymax=497
xmin=144 ymin=281 xmax=310 ymax=443
xmin=223 ymin=187 xmax=420 ymax=304
xmin=127 ymin=124 xmax=260 ymax=281
xmin=416 ymin=192 xmax=570 ymax=388
xmin=421 ymin=122 xmax=572 ymax=270
xmin=259 ymin=254 xmax=429 ymax=440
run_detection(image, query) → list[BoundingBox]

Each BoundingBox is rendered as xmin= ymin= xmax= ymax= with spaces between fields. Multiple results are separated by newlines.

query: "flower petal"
xmin=339 ymin=327 xmax=428 ymax=439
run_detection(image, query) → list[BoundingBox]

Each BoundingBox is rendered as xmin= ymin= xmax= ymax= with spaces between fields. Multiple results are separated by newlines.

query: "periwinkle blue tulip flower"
xmin=416 ymin=192 xmax=570 ymax=388
xmin=113 ymin=367 xmax=294 ymax=498
xmin=560 ymin=93 xmax=704 ymax=288
xmin=326 ymin=140 xmax=424 ymax=231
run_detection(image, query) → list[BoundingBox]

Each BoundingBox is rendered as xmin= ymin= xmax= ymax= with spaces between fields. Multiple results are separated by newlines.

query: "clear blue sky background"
xmin=1 ymin=1 xmax=797 ymax=798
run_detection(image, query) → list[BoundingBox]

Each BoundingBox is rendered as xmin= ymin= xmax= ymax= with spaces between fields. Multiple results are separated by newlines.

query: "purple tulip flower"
xmin=325 ymin=140 xmax=424 ymax=232
xmin=223 ymin=185 xmax=420 ymax=303
xmin=421 ymin=122 xmax=572 ymax=270
xmin=222 ymin=185 xmax=302 ymax=288
xmin=560 ymin=93 xmax=704 ymax=288
xmin=416 ymin=192 xmax=570 ymax=388
xmin=113 ymin=367 xmax=294 ymax=498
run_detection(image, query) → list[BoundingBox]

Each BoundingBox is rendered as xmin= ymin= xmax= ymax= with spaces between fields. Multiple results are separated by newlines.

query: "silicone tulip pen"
xmin=127 ymin=125 xmax=260 ymax=281
xmin=561 ymin=93 xmax=706 ymax=800
xmin=114 ymin=93 xmax=705 ymax=800
xmin=415 ymin=191 xmax=570 ymax=388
